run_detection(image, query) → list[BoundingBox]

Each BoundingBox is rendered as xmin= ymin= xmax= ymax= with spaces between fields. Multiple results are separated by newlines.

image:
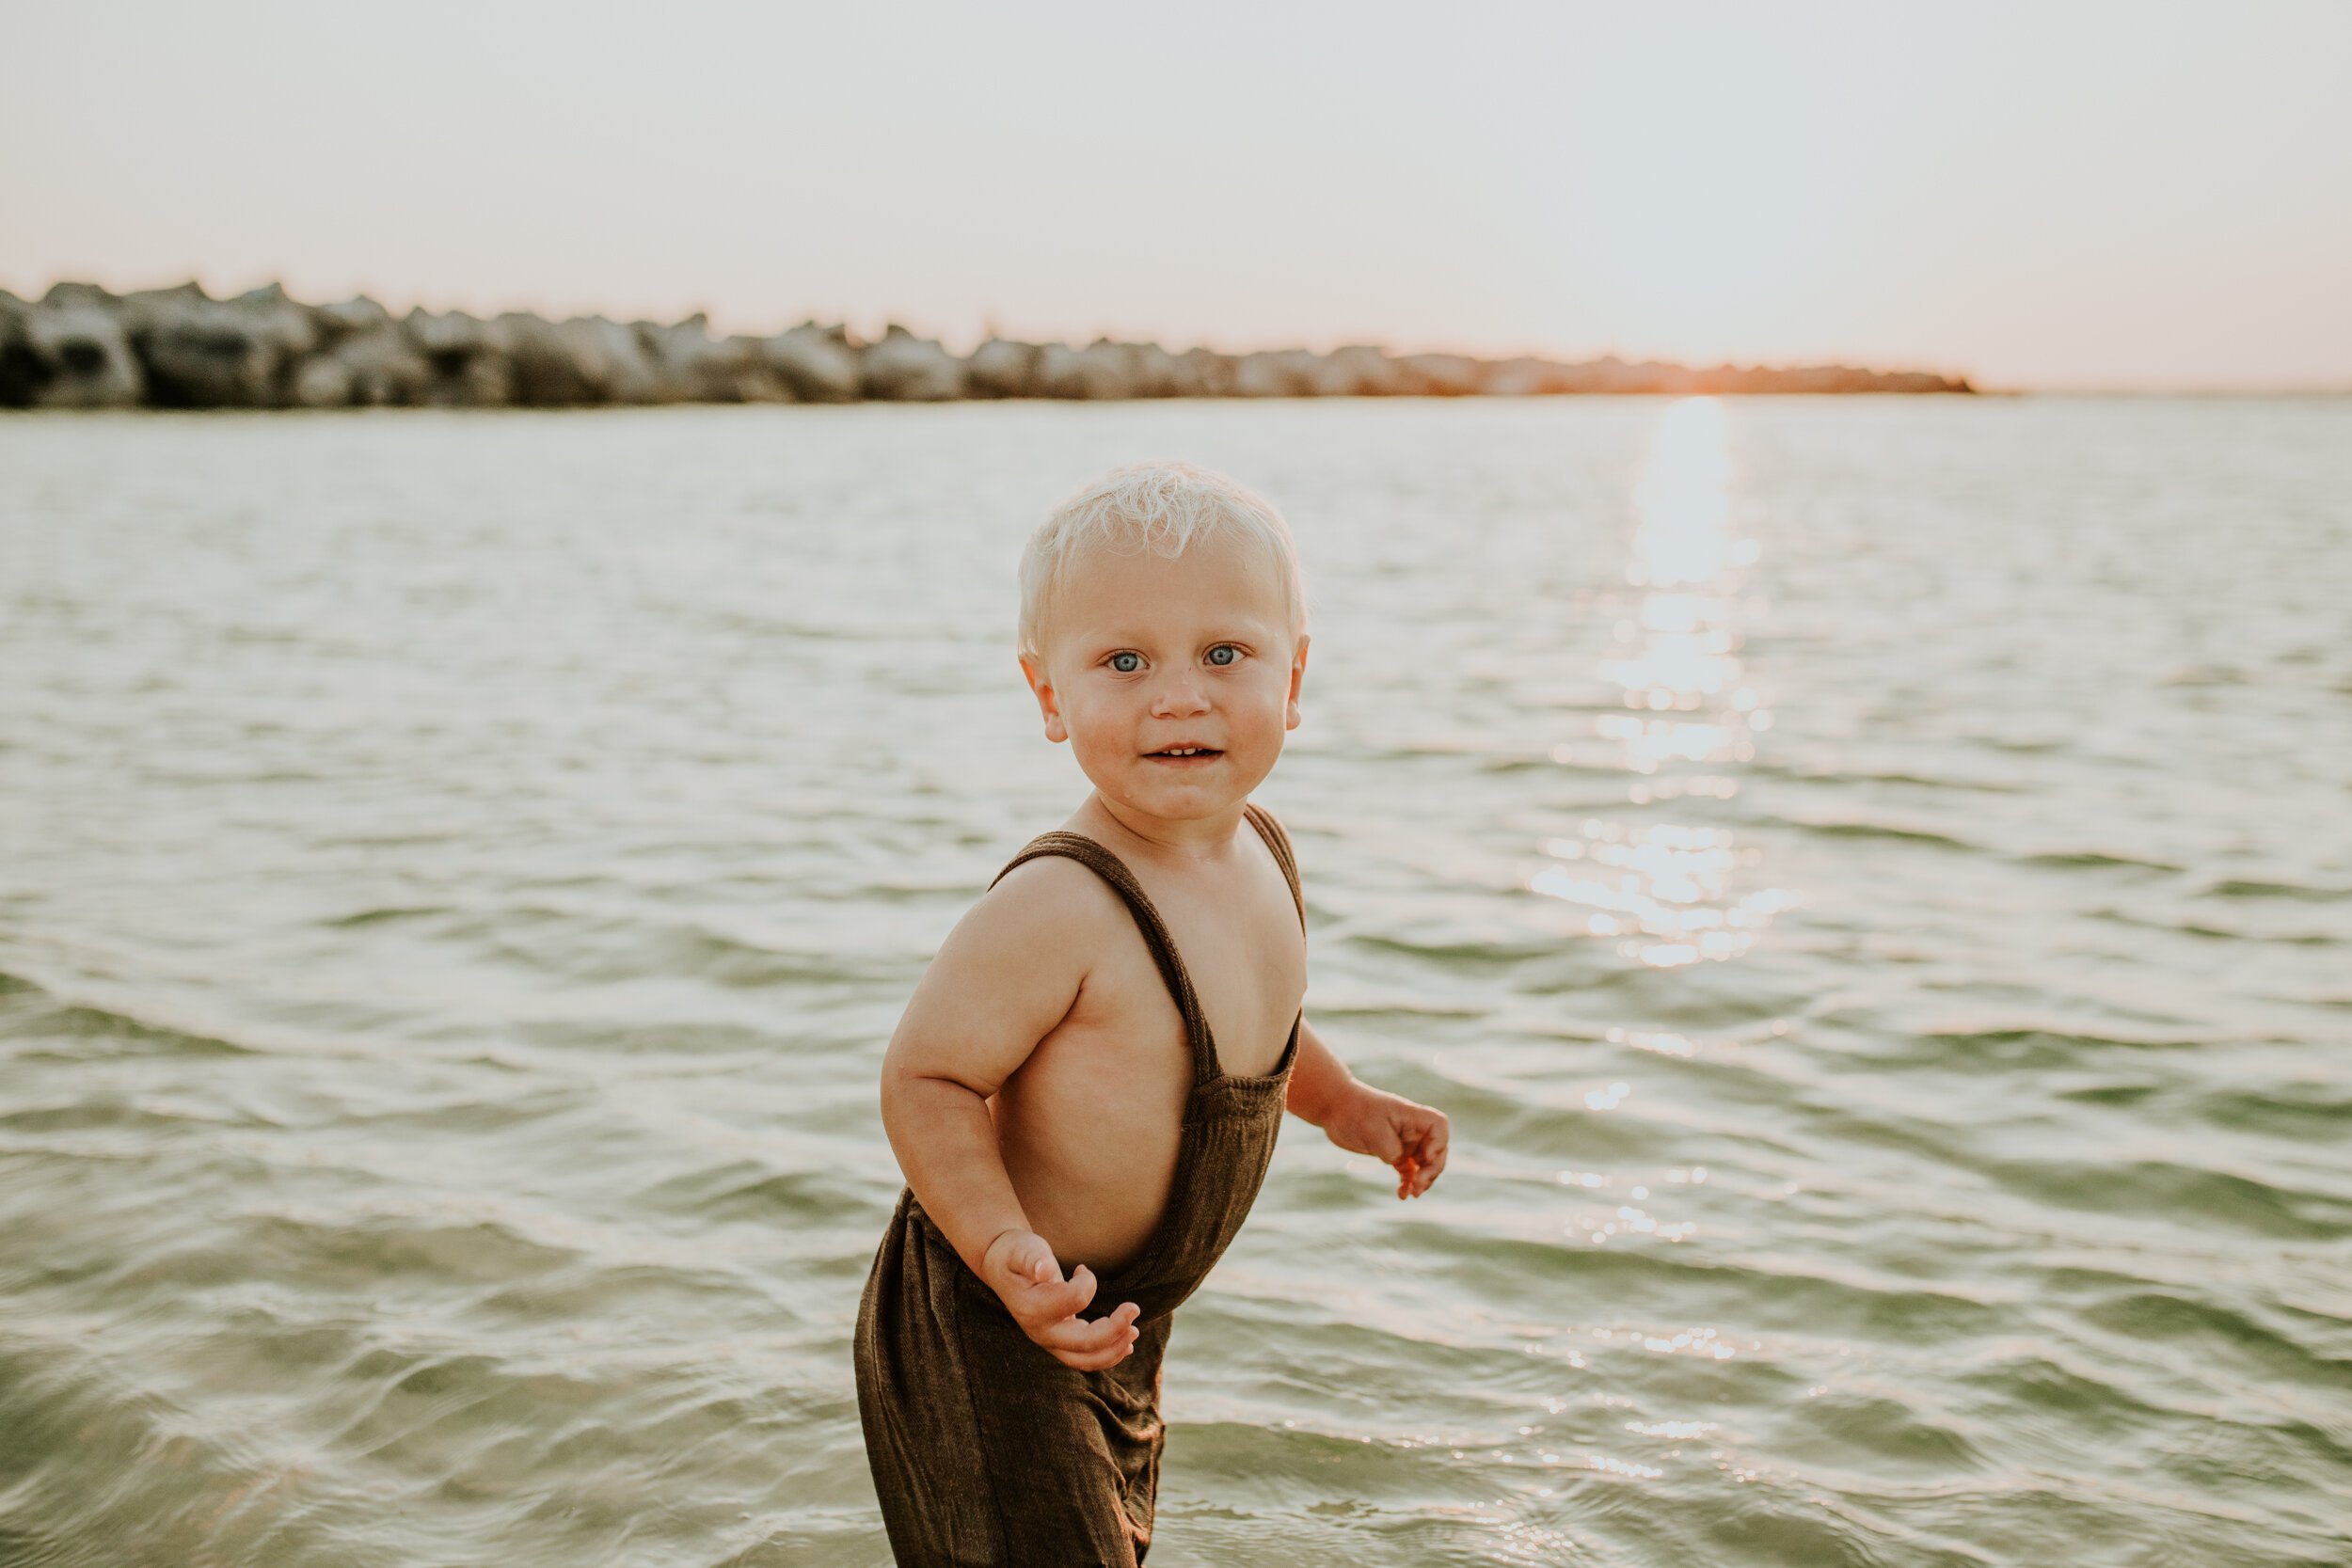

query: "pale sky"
xmin=6 ymin=1 xmax=2348 ymax=389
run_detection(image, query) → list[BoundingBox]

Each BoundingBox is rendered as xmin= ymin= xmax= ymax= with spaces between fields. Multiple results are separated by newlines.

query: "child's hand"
xmin=1322 ymin=1085 xmax=1450 ymax=1199
xmin=980 ymin=1228 xmax=1142 ymax=1371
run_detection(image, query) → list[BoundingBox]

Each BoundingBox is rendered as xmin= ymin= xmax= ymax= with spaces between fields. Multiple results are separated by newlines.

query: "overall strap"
xmin=1242 ymin=803 xmax=1305 ymax=930
xmin=991 ymin=832 xmax=1220 ymax=1085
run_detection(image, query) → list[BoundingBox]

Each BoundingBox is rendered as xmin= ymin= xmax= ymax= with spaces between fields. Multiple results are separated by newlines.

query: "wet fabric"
xmin=856 ymin=804 xmax=1304 ymax=1567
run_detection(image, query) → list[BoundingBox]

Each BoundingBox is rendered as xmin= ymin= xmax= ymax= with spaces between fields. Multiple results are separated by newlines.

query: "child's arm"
xmin=1284 ymin=1016 xmax=1450 ymax=1199
xmin=880 ymin=864 xmax=1142 ymax=1370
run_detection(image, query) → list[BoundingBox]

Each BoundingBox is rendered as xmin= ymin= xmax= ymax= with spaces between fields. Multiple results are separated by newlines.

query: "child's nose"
xmin=1151 ymin=675 xmax=1211 ymax=717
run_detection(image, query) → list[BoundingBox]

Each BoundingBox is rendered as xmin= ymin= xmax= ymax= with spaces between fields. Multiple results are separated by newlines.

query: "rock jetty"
xmin=0 ymin=280 xmax=1973 ymax=409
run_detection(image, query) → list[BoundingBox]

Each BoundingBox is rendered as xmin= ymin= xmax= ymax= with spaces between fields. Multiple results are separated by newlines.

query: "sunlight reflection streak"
xmin=1535 ymin=397 xmax=1786 ymax=969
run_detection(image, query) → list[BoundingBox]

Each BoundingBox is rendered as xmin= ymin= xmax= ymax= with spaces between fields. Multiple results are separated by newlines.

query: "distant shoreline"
xmin=2 ymin=281 xmax=1978 ymax=410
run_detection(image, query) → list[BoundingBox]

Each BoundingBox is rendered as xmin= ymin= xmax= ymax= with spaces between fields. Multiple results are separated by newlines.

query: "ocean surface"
xmin=2 ymin=397 xmax=2347 ymax=1567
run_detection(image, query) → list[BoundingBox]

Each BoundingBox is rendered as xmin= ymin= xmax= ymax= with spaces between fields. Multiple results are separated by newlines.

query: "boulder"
xmin=339 ymin=329 xmax=431 ymax=405
xmin=637 ymin=315 xmax=708 ymax=403
xmin=1173 ymin=347 xmax=1236 ymax=397
xmin=0 ymin=293 xmax=29 ymax=406
xmin=1393 ymin=353 xmax=1488 ymax=396
xmin=758 ymin=324 xmax=862 ymax=402
xmin=720 ymin=335 xmax=791 ymax=402
xmin=8 ymin=299 xmax=146 ymax=407
xmin=1125 ymin=343 xmax=1190 ymax=398
xmin=639 ymin=315 xmax=785 ymax=403
xmin=121 ymin=281 xmax=319 ymax=407
xmin=1882 ymin=369 xmax=1971 ymax=393
xmin=316 ymin=295 xmax=394 ymax=339
xmin=496 ymin=313 xmax=670 ymax=405
xmin=291 ymin=355 xmax=353 ymax=408
xmin=1538 ymin=359 xmax=1635 ymax=393
xmin=404 ymin=309 xmax=514 ymax=406
xmin=293 ymin=326 xmax=433 ymax=407
xmin=963 ymin=338 xmax=1040 ymax=398
xmin=1231 ymin=349 xmax=1321 ymax=398
xmin=494 ymin=313 xmax=589 ymax=404
xmin=1754 ymin=364 xmax=1844 ymax=393
xmin=40 ymin=281 xmax=119 ymax=312
xmin=1034 ymin=341 xmax=1140 ymax=400
xmin=862 ymin=325 xmax=964 ymax=401
xmin=580 ymin=315 xmax=667 ymax=404
xmin=1486 ymin=356 xmax=1593 ymax=396
xmin=1318 ymin=345 xmax=1406 ymax=396
xmin=1551 ymin=356 xmax=1672 ymax=394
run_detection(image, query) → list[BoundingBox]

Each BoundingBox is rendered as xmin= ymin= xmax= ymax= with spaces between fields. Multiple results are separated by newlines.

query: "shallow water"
xmin=2 ymin=397 xmax=2347 ymax=1566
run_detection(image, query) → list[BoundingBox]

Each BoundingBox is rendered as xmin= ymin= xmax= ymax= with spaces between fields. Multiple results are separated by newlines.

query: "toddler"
xmin=855 ymin=461 xmax=1448 ymax=1566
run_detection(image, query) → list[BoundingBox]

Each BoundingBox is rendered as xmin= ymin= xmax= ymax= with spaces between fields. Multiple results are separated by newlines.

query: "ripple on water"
xmin=1986 ymin=1158 xmax=2352 ymax=1242
xmin=0 ymin=988 xmax=261 ymax=1061
xmin=2189 ymin=1085 xmax=2352 ymax=1141
xmin=2203 ymin=878 xmax=2352 ymax=904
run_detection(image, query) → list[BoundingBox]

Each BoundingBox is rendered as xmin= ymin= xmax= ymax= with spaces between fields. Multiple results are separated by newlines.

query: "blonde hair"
xmin=1017 ymin=461 xmax=1306 ymax=662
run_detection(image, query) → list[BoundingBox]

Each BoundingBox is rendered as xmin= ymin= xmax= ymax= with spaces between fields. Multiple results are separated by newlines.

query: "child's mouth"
xmin=1145 ymin=746 xmax=1224 ymax=766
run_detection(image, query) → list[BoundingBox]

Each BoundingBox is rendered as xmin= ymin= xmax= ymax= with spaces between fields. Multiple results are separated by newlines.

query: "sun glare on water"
xmin=1533 ymin=398 xmax=1788 ymax=968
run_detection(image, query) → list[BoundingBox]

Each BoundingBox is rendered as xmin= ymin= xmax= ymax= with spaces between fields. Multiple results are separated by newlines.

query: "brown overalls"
xmin=855 ymin=804 xmax=1304 ymax=1567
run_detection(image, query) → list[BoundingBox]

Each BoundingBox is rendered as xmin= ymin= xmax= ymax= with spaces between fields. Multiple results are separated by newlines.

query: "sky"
xmin=5 ymin=1 xmax=2348 ymax=389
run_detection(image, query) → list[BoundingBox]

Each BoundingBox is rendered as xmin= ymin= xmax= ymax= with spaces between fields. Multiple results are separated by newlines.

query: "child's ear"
xmin=1285 ymin=635 xmax=1311 ymax=731
xmin=1019 ymin=654 xmax=1069 ymax=744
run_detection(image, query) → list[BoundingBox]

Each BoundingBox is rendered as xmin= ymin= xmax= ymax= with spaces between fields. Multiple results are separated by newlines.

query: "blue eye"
xmin=1110 ymin=652 xmax=1142 ymax=673
xmin=1206 ymin=644 xmax=1240 ymax=667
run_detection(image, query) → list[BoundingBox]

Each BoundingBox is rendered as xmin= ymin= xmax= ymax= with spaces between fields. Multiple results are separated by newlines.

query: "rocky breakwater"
xmin=0 ymin=280 xmax=1974 ymax=409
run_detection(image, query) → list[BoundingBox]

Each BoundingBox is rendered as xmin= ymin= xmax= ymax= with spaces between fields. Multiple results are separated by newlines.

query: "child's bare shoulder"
xmin=926 ymin=847 xmax=1125 ymax=986
xmin=891 ymin=850 xmax=1133 ymax=1075
xmin=977 ymin=850 xmax=1125 ymax=937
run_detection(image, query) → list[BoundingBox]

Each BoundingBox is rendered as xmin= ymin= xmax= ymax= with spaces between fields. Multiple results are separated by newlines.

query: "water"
xmin=2 ymin=398 xmax=2347 ymax=1567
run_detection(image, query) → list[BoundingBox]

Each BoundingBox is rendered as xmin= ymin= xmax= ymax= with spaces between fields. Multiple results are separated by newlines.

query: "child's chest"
xmin=1084 ymin=863 xmax=1305 ymax=1079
